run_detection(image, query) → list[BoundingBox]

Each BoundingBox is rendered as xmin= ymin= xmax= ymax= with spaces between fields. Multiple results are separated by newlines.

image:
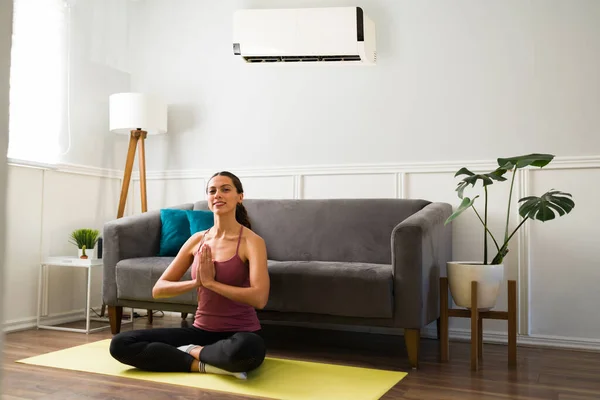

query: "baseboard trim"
xmin=518 ymin=333 xmax=600 ymax=352
xmin=422 ymin=327 xmax=600 ymax=352
xmin=3 ymin=311 xmax=83 ymax=333
xmin=3 ymin=317 xmax=38 ymax=333
xmin=3 ymin=307 xmax=108 ymax=333
xmin=262 ymin=320 xmax=600 ymax=353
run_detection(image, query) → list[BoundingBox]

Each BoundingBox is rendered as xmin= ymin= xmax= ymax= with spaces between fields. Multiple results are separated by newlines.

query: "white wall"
xmin=2 ymin=164 xmax=122 ymax=332
xmin=0 ymin=0 xmax=13 ymax=381
xmin=128 ymin=0 xmax=600 ymax=172
xmin=58 ymin=0 xmax=131 ymax=171
xmin=122 ymin=0 xmax=600 ymax=350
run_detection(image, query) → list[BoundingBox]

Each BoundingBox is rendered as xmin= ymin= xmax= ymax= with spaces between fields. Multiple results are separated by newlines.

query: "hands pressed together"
xmin=195 ymin=243 xmax=216 ymax=288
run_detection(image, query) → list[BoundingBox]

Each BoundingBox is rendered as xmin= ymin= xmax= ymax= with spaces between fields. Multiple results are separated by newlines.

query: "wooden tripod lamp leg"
xmin=136 ymin=131 xmax=153 ymax=323
xmin=117 ymin=132 xmax=140 ymax=219
xmin=138 ymin=131 xmax=148 ymax=213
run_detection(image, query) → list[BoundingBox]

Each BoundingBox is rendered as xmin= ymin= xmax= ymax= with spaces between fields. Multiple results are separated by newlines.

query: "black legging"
xmin=109 ymin=326 xmax=266 ymax=373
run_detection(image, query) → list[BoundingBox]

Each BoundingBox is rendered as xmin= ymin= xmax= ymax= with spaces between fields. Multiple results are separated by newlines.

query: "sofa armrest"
xmin=391 ymin=202 xmax=453 ymax=329
xmin=102 ymin=203 xmax=195 ymax=305
xmin=102 ymin=210 xmax=162 ymax=305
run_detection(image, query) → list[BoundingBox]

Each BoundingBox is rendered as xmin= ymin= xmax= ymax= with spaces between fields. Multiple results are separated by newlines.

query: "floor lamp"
xmin=109 ymin=93 xmax=167 ymax=217
xmin=105 ymin=93 xmax=167 ymax=322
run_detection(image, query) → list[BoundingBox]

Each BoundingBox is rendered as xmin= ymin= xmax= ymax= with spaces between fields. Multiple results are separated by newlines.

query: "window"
xmin=8 ymin=0 xmax=69 ymax=164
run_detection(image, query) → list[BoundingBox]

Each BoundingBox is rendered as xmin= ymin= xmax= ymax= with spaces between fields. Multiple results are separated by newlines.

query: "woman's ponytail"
xmin=235 ymin=203 xmax=252 ymax=230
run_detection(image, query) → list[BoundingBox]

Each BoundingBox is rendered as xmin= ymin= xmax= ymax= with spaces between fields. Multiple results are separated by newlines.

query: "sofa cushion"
xmin=116 ymin=257 xmax=197 ymax=305
xmin=194 ymin=198 xmax=430 ymax=264
xmin=115 ymin=258 xmax=394 ymax=319
xmin=264 ymin=260 xmax=393 ymax=319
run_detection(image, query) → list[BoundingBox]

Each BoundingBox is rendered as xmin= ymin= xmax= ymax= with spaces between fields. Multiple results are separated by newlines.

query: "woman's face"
xmin=206 ymin=175 xmax=243 ymax=214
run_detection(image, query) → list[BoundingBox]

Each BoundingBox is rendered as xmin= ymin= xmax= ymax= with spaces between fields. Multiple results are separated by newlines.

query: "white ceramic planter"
xmin=447 ymin=262 xmax=504 ymax=311
xmin=78 ymin=247 xmax=95 ymax=259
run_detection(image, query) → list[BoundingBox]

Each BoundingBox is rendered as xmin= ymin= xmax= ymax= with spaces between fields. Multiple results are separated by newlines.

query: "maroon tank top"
xmin=190 ymin=225 xmax=261 ymax=332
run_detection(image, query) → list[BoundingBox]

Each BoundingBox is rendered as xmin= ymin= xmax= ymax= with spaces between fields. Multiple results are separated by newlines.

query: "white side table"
xmin=37 ymin=256 xmax=130 ymax=334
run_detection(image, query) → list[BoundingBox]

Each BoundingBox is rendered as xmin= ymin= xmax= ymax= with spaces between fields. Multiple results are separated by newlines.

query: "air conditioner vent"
xmin=243 ymin=55 xmax=362 ymax=63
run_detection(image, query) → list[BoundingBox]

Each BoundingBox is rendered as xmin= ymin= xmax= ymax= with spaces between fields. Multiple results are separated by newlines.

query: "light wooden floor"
xmin=3 ymin=314 xmax=600 ymax=399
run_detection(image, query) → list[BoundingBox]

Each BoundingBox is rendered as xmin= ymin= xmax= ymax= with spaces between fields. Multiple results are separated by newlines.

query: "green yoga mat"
xmin=17 ymin=339 xmax=406 ymax=400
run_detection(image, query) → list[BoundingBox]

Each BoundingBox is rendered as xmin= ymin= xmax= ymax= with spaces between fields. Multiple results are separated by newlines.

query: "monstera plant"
xmin=444 ymin=153 xmax=575 ymax=310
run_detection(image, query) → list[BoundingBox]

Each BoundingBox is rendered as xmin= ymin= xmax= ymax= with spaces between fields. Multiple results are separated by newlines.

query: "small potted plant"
xmin=444 ymin=154 xmax=575 ymax=310
xmin=69 ymin=228 xmax=100 ymax=259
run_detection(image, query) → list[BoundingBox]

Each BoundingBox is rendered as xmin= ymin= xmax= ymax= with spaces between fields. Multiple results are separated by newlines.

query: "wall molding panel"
xmin=4 ymin=156 xmax=599 ymax=353
xmin=124 ymin=155 xmax=600 ymax=182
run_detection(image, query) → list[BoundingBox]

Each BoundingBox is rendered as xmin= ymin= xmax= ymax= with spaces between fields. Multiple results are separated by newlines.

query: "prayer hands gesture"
xmin=196 ymin=243 xmax=216 ymax=288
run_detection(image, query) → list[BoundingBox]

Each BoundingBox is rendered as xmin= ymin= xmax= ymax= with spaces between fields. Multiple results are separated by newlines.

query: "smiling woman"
xmin=206 ymin=171 xmax=252 ymax=230
xmin=109 ymin=171 xmax=270 ymax=380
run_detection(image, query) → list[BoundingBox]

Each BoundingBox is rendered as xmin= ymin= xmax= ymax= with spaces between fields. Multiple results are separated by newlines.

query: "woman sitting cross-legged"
xmin=109 ymin=171 xmax=270 ymax=379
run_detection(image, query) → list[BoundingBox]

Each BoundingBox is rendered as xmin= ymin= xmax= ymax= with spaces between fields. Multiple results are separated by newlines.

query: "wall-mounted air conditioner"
xmin=232 ymin=7 xmax=376 ymax=64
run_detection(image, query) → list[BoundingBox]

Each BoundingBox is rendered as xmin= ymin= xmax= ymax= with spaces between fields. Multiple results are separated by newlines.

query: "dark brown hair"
xmin=208 ymin=171 xmax=252 ymax=230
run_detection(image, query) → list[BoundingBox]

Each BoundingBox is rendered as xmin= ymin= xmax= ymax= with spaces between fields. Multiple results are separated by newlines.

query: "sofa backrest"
xmin=193 ymin=198 xmax=430 ymax=264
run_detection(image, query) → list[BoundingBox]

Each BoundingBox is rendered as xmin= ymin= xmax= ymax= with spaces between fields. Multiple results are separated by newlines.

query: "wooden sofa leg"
xmin=181 ymin=313 xmax=188 ymax=320
xmin=148 ymin=309 xmax=153 ymax=323
xmin=108 ymin=306 xmax=123 ymax=335
xmin=405 ymin=328 xmax=420 ymax=369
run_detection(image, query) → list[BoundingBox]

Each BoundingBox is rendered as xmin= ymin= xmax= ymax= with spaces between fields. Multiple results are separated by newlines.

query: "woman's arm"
xmin=202 ymin=234 xmax=270 ymax=309
xmin=152 ymin=232 xmax=203 ymax=299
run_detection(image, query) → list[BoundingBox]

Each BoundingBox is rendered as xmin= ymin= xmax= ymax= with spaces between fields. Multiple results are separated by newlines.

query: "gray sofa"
xmin=102 ymin=198 xmax=452 ymax=368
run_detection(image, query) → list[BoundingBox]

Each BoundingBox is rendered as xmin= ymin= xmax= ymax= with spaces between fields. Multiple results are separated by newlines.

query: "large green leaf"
xmin=445 ymin=196 xmax=479 ymax=225
xmin=518 ymin=190 xmax=575 ymax=222
xmin=454 ymin=167 xmax=507 ymax=199
xmin=498 ymin=153 xmax=554 ymax=170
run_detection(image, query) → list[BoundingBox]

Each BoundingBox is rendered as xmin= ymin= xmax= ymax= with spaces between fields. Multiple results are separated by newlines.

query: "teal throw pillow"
xmin=187 ymin=210 xmax=214 ymax=234
xmin=159 ymin=209 xmax=215 ymax=256
xmin=159 ymin=209 xmax=191 ymax=256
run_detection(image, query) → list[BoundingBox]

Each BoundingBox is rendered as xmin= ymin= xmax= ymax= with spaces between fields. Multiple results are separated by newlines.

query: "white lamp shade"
xmin=109 ymin=93 xmax=167 ymax=135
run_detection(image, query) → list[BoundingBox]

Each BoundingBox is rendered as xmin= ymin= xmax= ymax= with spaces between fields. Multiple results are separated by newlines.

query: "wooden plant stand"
xmin=439 ymin=277 xmax=517 ymax=371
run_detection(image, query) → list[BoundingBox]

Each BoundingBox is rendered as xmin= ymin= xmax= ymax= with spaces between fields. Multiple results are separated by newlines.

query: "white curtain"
xmin=8 ymin=0 xmax=69 ymax=164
